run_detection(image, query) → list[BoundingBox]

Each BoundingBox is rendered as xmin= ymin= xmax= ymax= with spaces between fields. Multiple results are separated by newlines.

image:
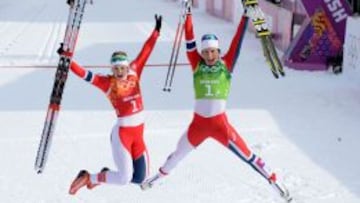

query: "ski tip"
xmin=36 ymin=169 xmax=43 ymax=174
xmin=280 ymin=71 xmax=286 ymax=77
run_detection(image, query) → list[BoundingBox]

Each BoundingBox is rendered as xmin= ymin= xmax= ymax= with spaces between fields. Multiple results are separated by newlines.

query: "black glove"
xmin=57 ymin=43 xmax=65 ymax=55
xmin=67 ymin=0 xmax=74 ymax=6
xmin=155 ymin=14 xmax=162 ymax=32
xmin=183 ymin=0 xmax=192 ymax=14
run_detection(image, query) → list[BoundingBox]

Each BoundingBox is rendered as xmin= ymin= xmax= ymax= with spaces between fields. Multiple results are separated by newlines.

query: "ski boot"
xmin=86 ymin=167 xmax=110 ymax=190
xmin=69 ymin=167 xmax=110 ymax=194
xmin=141 ymin=169 xmax=167 ymax=190
xmin=69 ymin=170 xmax=93 ymax=195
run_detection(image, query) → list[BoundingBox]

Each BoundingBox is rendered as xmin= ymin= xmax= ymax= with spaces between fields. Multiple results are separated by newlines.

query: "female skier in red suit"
xmin=66 ymin=14 xmax=162 ymax=195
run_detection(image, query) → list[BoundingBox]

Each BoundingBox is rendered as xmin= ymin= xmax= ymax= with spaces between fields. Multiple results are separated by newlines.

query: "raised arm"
xmin=185 ymin=13 xmax=202 ymax=71
xmin=70 ymin=60 xmax=110 ymax=92
xmin=131 ymin=14 xmax=161 ymax=77
xmin=222 ymin=14 xmax=249 ymax=72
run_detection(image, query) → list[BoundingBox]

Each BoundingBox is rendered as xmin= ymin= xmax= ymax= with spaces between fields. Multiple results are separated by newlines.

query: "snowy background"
xmin=1 ymin=0 xmax=360 ymax=202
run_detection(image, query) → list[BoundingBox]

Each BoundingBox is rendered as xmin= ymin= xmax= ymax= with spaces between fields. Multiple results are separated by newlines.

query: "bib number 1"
xmin=204 ymin=84 xmax=214 ymax=97
xmin=130 ymin=100 xmax=139 ymax=112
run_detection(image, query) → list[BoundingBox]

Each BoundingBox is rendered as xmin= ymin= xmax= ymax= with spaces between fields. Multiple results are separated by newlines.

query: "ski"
xmin=34 ymin=0 xmax=89 ymax=174
xmin=242 ymin=0 xmax=285 ymax=78
xmin=163 ymin=0 xmax=191 ymax=92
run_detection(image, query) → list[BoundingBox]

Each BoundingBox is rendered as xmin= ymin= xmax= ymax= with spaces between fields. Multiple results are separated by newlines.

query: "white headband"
xmin=201 ymin=39 xmax=219 ymax=50
xmin=111 ymin=60 xmax=129 ymax=66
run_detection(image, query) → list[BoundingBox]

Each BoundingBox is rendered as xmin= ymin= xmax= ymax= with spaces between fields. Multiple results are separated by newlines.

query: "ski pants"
xmin=160 ymin=113 xmax=274 ymax=181
xmin=93 ymin=123 xmax=149 ymax=185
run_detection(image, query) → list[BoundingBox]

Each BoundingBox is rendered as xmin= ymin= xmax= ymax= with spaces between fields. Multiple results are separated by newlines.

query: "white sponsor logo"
xmin=123 ymin=94 xmax=140 ymax=102
xmin=324 ymin=0 xmax=348 ymax=23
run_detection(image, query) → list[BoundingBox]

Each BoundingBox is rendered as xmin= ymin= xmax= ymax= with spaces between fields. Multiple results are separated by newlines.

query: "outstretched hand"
xmin=155 ymin=14 xmax=162 ymax=32
xmin=184 ymin=0 xmax=192 ymax=14
xmin=67 ymin=0 xmax=74 ymax=6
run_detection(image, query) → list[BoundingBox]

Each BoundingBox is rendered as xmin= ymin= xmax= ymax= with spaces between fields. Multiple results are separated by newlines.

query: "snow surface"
xmin=1 ymin=0 xmax=360 ymax=202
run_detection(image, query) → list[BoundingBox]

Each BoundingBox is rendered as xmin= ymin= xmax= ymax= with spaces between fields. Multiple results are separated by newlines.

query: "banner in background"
xmin=205 ymin=0 xmax=234 ymax=22
xmin=343 ymin=16 xmax=360 ymax=73
xmin=280 ymin=0 xmax=307 ymax=24
xmin=284 ymin=0 xmax=352 ymax=70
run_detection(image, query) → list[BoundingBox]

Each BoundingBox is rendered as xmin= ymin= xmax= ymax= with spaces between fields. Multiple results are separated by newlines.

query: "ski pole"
xmin=163 ymin=0 xmax=191 ymax=92
xmin=163 ymin=17 xmax=183 ymax=92
xmin=167 ymin=23 xmax=185 ymax=91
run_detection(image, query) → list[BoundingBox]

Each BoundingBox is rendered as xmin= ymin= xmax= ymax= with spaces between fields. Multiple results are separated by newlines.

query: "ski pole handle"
xmin=182 ymin=0 xmax=192 ymax=15
xmin=67 ymin=0 xmax=93 ymax=7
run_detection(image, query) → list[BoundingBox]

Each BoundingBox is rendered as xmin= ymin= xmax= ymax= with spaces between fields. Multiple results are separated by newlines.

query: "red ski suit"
xmin=70 ymin=29 xmax=159 ymax=185
xmin=159 ymin=14 xmax=276 ymax=183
